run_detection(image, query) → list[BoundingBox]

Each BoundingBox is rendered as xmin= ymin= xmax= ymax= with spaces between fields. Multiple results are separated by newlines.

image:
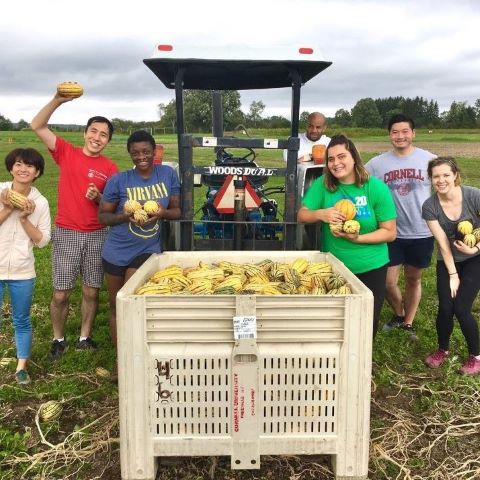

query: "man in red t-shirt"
xmin=31 ymin=92 xmax=119 ymax=360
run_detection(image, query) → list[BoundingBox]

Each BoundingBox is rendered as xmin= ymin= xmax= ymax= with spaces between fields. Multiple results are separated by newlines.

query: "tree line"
xmin=156 ymin=91 xmax=290 ymax=133
xmin=158 ymin=93 xmax=480 ymax=131
xmin=336 ymin=97 xmax=480 ymax=129
xmin=1 ymin=94 xmax=479 ymax=133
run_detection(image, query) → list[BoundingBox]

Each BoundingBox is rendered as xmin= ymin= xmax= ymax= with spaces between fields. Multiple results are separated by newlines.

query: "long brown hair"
xmin=324 ymin=134 xmax=369 ymax=192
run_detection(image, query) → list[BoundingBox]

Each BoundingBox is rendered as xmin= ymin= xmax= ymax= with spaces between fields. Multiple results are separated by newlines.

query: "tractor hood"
xmin=144 ymin=44 xmax=332 ymax=90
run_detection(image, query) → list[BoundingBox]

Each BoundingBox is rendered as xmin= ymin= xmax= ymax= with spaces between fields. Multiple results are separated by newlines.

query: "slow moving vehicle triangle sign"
xmin=213 ymin=175 xmax=262 ymax=214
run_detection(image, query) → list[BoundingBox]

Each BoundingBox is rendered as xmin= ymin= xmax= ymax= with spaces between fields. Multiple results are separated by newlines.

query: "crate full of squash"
xmin=135 ymin=257 xmax=351 ymax=296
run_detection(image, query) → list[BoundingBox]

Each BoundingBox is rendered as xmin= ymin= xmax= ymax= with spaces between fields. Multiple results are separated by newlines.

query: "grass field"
xmin=0 ymin=130 xmax=479 ymax=479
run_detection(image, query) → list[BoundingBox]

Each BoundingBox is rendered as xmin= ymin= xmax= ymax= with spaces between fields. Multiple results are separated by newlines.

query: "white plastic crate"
xmin=117 ymin=251 xmax=373 ymax=480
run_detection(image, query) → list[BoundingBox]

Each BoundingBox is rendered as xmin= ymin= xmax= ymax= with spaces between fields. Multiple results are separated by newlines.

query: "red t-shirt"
xmin=49 ymin=137 xmax=119 ymax=232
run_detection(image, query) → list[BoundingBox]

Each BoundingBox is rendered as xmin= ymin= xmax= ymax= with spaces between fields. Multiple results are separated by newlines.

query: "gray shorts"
xmin=52 ymin=226 xmax=107 ymax=290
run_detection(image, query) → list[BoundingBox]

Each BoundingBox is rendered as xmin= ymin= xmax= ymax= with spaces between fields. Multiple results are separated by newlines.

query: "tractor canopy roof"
xmin=144 ymin=44 xmax=332 ymax=90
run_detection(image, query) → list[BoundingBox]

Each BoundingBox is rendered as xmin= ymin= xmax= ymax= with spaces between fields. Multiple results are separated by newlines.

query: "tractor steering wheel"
xmin=216 ymin=147 xmax=256 ymax=164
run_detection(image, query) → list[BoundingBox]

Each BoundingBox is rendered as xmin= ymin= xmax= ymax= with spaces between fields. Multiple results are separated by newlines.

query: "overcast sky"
xmin=1 ymin=0 xmax=479 ymax=125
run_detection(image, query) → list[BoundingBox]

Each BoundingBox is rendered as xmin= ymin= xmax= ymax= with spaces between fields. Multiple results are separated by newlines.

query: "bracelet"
xmin=476 ymin=245 xmax=480 ymax=253
xmin=448 ymin=272 xmax=458 ymax=276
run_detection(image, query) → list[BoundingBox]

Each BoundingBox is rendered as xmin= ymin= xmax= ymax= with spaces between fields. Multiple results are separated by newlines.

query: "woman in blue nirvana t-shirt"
xmin=99 ymin=130 xmax=181 ymax=346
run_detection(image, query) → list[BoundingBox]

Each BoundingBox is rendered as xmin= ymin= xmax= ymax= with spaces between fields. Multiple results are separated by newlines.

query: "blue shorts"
xmin=388 ymin=237 xmax=434 ymax=269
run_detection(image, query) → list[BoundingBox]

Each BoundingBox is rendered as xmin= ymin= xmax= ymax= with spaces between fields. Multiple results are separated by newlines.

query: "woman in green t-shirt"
xmin=298 ymin=134 xmax=397 ymax=336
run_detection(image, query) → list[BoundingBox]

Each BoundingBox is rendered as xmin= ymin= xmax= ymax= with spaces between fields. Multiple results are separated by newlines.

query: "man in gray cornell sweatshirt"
xmin=365 ymin=114 xmax=436 ymax=334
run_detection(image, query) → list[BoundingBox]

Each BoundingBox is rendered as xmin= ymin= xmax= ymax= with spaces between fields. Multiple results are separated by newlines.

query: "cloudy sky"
xmin=1 ymin=0 xmax=479 ymax=125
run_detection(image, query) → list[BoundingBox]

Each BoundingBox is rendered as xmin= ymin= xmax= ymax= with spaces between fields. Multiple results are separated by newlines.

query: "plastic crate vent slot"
xmin=153 ymin=356 xmax=231 ymax=437
xmin=261 ymin=355 xmax=338 ymax=435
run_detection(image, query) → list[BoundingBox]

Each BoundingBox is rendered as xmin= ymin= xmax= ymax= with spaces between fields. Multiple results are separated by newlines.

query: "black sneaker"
xmin=382 ymin=315 xmax=405 ymax=331
xmin=398 ymin=322 xmax=419 ymax=341
xmin=75 ymin=337 xmax=98 ymax=350
xmin=51 ymin=339 xmax=68 ymax=360
xmin=398 ymin=323 xmax=415 ymax=333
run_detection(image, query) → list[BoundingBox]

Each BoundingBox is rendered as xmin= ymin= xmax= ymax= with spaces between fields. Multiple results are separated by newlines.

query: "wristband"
xmin=448 ymin=272 xmax=458 ymax=276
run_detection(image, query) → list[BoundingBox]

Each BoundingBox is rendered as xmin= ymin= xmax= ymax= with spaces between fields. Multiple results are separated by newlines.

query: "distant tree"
xmin=300 ymin=111 xmax=310 ymax=125
xmin=439 ymin=110 xmax=449 ymax=126
xmin=263 ymin=115 xmax=290 ymax=129
xmin=111 ymin=118 xmax=137 ymax=134
xmin=351 ymin=98 xmax=382 ymax=128
xmin=247 ymin=100 xmax=265 ymax=127
xmin=333 ymin=108 xmax=352 ymax=127
xmin=222 ymin=92 xmax=244 ymax=130
xmin=183 ymin=91 xmax=211 ymax=131
xmin=0 ymin=114 xmax=13 ymax=131
xmin=161 ymin=90 xmax=243 ymax=132
xmin=157 ymin=103 xmax=166 ymax=120
xmin=384 ymin=108 xmax=403 ymax=125
xmin=474 ymin=98 xmax=480 ymax=125
xmin=375 ymin=96 xmax=404 ymax=127
xmin=159 ymin=100 xmax=177 ymax=131
xmin=402 ymin=97 xmax=430 ymax=126
xmin=374 ymin=96 xmax=440 ymax=128
xmin=425 ymin=100 xmax=440 ymax=127
xmin=16 ymin=119 xmax=29 ymax=130
xmin=443 ymin=101 xmax=477 ymax=128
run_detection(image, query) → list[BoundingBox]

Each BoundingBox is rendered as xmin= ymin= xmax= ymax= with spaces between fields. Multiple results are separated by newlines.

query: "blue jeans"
xmin=0 ymin=278 xmax=35 ymax=360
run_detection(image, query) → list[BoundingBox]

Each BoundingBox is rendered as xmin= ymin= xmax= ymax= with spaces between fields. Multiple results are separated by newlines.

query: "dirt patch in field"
xmin=357 ymin=141 xmax=480 ymax=157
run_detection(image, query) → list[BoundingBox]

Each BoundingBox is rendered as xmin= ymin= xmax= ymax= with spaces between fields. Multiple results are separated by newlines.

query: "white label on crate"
xmin=264 ymin=138 xmax=278 ymax=149
xmin=233 ymin=315 xmax=257 ymax=339
xmin=202 ymin=136 xmax=217 ymax=147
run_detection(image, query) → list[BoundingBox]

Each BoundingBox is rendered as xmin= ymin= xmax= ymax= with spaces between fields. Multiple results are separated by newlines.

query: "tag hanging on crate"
xmin=233 ymin=315 xmax=257 ymax=340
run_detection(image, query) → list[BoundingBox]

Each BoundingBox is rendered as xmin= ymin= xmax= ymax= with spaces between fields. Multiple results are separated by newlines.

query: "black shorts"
xmin=102 ymin=253 xmax=152 ymax=277
xmin=388 ymin=237 xmax=434 ymax=269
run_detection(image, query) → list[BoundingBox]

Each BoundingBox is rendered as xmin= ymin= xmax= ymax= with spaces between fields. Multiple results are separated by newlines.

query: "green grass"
xmin=0 ymin=129 xmax=479 ymax=479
